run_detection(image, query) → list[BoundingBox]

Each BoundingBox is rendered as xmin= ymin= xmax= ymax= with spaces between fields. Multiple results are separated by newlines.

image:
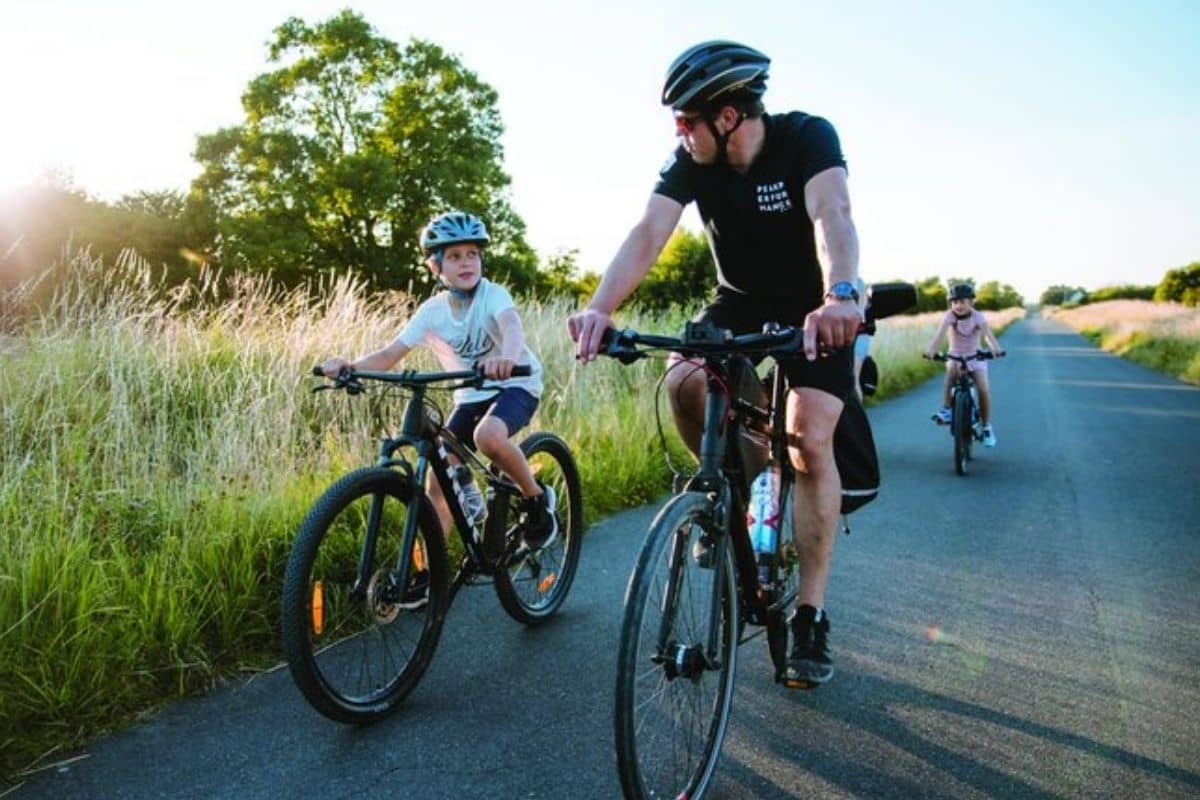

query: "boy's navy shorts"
xmin=445 ymin=387 xmax=539 ymax=450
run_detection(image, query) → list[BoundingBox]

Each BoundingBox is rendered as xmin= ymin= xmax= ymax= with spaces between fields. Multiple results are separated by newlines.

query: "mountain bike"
xmin=600 ymin=284 xmax=915 ymax=800
xmin=281 ymin=365 xmax=582 ymax=723
xmin=926 ymin=350 xmax=998 ymax=476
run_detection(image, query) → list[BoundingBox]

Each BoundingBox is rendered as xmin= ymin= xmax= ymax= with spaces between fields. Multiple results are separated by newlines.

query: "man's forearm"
xmin=589 ymin=228 xmax=660 ymax=314
xmin=815 ymin=210 xmax=860 ymax=289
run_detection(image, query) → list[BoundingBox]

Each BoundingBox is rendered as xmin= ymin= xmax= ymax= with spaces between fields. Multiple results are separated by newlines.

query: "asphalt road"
xmin=12 ymin=315 xmax=1200 ymax=799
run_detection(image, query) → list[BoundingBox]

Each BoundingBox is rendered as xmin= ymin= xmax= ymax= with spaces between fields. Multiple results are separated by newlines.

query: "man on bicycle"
xmin=568 ymin=41 xmax=862 ymax=687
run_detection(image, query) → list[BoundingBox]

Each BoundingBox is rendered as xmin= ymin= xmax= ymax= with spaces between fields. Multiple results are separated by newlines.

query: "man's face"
xmin=673 ymin=110 xmax=718 ymax=164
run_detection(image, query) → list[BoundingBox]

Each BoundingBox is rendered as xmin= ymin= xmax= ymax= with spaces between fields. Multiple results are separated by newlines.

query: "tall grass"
xmin=0 ymin=255 xmax=1023 ymax=776
xmin=1049 ymin=300 xmax=1200 ymax=384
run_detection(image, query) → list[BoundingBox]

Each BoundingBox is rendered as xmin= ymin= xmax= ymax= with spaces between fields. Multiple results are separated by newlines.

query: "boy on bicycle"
xmin=320 ymin=211 xmax=558 ymax=548
xmin=923 ymin=283 xmax=1006 ymax=446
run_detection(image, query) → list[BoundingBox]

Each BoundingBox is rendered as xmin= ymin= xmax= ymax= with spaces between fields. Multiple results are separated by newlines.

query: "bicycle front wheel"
xmin=281 ymin=467 xmax=449 ymax=723
xmin=615 ymin=492 xmax=739 ymax=800
xmin=490 ymin=432 xmax=583 ymax=625
xmin=953 ymin=390 xmax=971 ymax=475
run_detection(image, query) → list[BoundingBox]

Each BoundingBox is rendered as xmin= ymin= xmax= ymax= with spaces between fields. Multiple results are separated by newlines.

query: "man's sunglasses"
xmin=674 ymin=113 xmax=706 ymax=135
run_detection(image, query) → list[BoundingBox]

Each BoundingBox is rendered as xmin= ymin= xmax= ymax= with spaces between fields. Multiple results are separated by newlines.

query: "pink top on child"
xmin=944 ymin=309 xmax=986 ymax=356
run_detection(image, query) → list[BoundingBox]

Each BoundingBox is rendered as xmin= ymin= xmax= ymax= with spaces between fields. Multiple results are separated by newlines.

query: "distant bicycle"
xmin=925 ymin=350 xmax=1001 ymax=475
xmin=281 ymin=365 xmax=582 ymax=723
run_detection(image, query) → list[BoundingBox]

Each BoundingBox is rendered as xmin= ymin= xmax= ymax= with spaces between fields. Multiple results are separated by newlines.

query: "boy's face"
xmin=432 ymin=243 xmax=483 ymax=291
xmin=950 ymin=297 xmax=973 ymax=314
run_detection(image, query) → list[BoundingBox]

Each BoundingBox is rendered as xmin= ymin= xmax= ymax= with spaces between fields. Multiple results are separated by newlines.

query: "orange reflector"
xmin=412 ymin=541 xmax=427 ymax=571
xmin=538 ymin=573 xmax=557 ymax=594
xmin=311 ymin=581 xmax=325 ymax=635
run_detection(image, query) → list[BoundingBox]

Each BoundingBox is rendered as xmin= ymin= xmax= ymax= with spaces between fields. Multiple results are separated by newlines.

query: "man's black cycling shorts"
xmin=690 ymin=289 xmax=853 ymax=402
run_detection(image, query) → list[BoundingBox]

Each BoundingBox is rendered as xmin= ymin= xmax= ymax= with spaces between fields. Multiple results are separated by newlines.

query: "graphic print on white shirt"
xmin=394 ymin=278 xmax=543 ymax=403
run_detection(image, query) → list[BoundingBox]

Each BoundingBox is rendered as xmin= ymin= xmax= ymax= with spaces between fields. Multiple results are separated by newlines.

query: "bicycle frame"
xmin=344 ymin=371 xmax=526 ymax=607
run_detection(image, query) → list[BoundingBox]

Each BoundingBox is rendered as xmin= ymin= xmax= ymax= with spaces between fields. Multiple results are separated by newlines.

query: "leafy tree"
xmin=1039 ymin=285 xmax=1087 ymax=306
xmin=974 ymin=280 xmax=1024 ymax=310
xmin=191 ymin=10 xmax=535 ymax=294
xmin=1155 ymin=262 xmax=1200 ymax=307
xmin=633 ymin=228 xmax=714 ymax=311
xmin=913 ymin=276 xmax=948 ymax=313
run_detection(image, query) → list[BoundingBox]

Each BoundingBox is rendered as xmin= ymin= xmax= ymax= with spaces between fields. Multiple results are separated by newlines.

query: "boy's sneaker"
xmin=982 ymin=425 xmax=997 ymax=447
xmin=783 ymin=605 xmax=833 ymax=689
xmin=519 ymin=485 xmax=559 ymax=550
xmin=932 ymin=407 xmax=952 ymax=425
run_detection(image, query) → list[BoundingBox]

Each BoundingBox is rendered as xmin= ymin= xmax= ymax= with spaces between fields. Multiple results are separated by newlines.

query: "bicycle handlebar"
xmin=926 ymin=350 xmax=1002 ymax=364
xmin=311 ymin=363 xmax=532 ymax=393
xmin=598 ymin=282 xmax=918 ymax=364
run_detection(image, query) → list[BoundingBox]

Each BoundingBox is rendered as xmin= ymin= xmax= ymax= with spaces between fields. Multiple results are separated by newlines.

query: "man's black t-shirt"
xmin=653 ymin=112 xmax=847 ymax=313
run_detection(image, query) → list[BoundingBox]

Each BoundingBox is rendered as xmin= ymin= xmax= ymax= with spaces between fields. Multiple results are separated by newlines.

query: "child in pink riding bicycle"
xmin=923 ymin=283 xmax=1006 ymax=446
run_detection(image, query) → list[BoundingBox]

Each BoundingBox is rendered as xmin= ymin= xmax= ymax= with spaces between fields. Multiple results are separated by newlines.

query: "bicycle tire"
xmin=281 ymin=466 xmax=449 ymax=723
xmin=615 ymin=492 xmax=739 ymax=800
xmin=490 ymin=432 xmax=584 ymax=625
xmin=953 ymin=390 xmax=971 ymax=476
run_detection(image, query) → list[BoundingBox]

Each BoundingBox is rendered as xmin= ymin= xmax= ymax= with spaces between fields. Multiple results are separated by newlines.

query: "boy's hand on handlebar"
xmin=478 ymin=356 xmax=517 ymax=380
xmin=803 ymin=301 xmax=862 ymax=361
xmin=567 ymin=308 xmax=613 ymax=363
xmin=320 ymin=357 xmax=352 ymax=379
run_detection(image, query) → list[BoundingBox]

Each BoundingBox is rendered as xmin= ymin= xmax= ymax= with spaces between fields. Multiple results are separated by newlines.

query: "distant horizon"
xmin=2 ymin=1 xmax=1197 ymax=303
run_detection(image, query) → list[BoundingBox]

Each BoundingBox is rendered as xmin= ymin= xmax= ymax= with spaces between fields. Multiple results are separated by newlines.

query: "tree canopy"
xmin=190 ymin=10 xmax=536 ymax=294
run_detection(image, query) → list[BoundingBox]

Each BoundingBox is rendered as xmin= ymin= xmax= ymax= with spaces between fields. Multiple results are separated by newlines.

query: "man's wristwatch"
xmin=825 ymin=280 xmax=860 ymax=303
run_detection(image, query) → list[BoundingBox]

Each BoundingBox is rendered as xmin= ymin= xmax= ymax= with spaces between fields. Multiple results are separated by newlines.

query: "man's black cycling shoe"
xmin=783 ymin=604 xmax=833 ymax=689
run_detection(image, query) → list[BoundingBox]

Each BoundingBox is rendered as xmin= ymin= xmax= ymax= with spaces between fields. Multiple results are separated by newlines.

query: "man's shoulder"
xmin=768 ymin=111 xmax=837 ymax=142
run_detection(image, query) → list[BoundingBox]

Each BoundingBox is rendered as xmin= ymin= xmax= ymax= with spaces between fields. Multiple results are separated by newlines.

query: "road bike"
xmin=280 ymin=365 xmax=582 ymax=723
xmin=600 ymin=284 xmax=914 ymax=799
xmin=927 ymin=350 xmax=998 ymax=476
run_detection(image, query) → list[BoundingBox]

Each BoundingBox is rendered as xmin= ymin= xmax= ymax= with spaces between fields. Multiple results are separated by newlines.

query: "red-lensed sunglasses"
xmin=673 ymin=113 xmax=706 ymax=135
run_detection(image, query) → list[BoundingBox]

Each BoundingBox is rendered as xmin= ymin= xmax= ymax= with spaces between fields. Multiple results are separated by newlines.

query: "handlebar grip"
xmin=511 ymin=364 xmax=532 ymax=377
xmin=311 ymin=365 xmax=324 ymax=377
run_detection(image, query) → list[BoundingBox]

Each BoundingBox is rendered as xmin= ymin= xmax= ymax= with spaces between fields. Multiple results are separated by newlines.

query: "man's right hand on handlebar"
xmin=567 ymin=307 xmax=614 ymax=363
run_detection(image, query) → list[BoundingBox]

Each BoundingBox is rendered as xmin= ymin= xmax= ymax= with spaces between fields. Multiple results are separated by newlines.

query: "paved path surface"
xmin=12 ymin=316 xmax=1200 ymax=799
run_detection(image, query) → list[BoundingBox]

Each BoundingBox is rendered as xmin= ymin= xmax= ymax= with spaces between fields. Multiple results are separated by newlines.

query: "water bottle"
xmin=451 ymin=464 xmax=487 ymax=528
xmin=747 ymin=465 xmax=781 ymax=586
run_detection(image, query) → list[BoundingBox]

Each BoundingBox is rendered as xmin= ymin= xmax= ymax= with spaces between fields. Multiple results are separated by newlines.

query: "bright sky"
xmin=2 ymin=0 xmax=1197 ymax=300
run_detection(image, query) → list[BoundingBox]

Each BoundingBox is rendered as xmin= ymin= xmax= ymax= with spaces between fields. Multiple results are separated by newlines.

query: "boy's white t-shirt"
xmin=393 ymin=278 xmax=543 ymax=404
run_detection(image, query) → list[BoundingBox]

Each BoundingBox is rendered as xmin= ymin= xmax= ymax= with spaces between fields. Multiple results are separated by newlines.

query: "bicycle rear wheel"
xmin=281 ymin=467 xmax=449 ymax=723
xmin=490 ymin=432 xmax=583 ymax=625
xmin=953 ymin=390 xmax=971 ymax=476
xmin=615 ymin=492 xmax=739 ymax=800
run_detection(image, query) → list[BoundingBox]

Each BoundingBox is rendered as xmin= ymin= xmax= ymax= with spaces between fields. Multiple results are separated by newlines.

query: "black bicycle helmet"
xmin=419 ymin=211 xmax=490 ymax=254
xmin=662 ymin=40 xmax=770 ymax=111
xmin=949 ymin=283 xmax=976 ymax=300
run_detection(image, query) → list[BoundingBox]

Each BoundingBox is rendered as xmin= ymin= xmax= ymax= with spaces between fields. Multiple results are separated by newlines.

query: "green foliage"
xmin=973 ymin=280 xmax=1024 ymax=310
xmin=633 ymin=229 xmax=714 ymax=311
xmin=191 ymin=10 xmax=535 ymax=294
xmin=537 ymin=248 xmax=600 ymax=304
xmin=911 ymin=276 xmax=947 ymax=313
xmin=0 ymin=182 xmax=209 ymax=300
xmin=1039 ymin=284 xmax=1087 ymax=306
xmin=1155 ymin=261 xmax=1200 ymax=307
xmin=1086 ymin=284 xmax=1156 ymax=303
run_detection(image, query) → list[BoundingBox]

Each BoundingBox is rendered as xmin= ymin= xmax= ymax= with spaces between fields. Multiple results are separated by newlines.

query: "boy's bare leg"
xmin=474 ymin=416 xmax=540 ymax=497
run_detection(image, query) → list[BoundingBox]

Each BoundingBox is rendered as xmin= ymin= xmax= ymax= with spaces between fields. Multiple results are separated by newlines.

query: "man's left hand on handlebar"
xmin=802 ymin=299 xmax=862 ymax=361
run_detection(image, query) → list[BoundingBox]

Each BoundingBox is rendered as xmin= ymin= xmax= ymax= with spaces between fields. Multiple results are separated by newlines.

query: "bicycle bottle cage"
xmin=684 ymin=321 xmax=732 ymax=345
